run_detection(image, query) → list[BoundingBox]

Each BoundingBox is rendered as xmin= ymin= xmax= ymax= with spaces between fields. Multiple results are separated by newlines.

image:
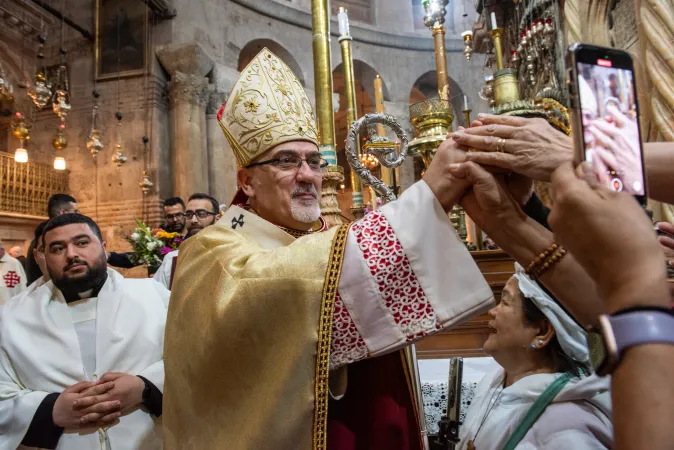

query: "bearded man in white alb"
xmin=0 ymin=213 xmax=168 ymax=450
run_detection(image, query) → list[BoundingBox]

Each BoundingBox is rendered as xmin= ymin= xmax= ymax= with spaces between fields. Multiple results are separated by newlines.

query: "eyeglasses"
xmin=246 ymin=154 xmax=328 ymax=172
xmin=166 ymin=213 xmax=185 ymax=221
xmin=185 ymin=209 xmax=217 ymax=220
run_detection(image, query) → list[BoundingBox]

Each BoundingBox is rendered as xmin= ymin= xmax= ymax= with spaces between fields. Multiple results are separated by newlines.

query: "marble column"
xmin=206 ymin=90 xmax=238 ymax=205
xmin=156 ymin=43 xmax=214 ymax=201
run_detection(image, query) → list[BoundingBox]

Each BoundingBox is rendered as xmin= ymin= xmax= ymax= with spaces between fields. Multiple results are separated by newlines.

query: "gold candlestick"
xmin=374 ymin=75 xmax=385 ymax=136
xmin=422 ymin=0 xmax=450 ymax=95
xmin=373 ymin=75 xmax=394 ymax=191
xmin=489 ymin=27 xmax=505 ymax=71
xmin=338 ymin=7 xmax=364 ymax=219
xmin=487 ymin=13 xmax=541 ymax=118
xmin=463 ymin=109 xmax=472 ymax=126
xmin=311 ymin=0 xmax=344 ymax=227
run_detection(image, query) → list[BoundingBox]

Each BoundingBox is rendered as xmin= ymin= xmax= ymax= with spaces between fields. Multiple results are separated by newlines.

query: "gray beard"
xmin=290 ymin=198 xmax=321 ymax=224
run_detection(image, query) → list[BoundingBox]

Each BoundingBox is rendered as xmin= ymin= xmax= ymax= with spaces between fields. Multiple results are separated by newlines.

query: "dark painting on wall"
xmin=95 ymin=0 xmax=148 ymax=80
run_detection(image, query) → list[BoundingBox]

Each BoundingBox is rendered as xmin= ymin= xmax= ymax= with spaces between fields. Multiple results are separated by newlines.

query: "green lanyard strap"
xmin=500 ymin=372 xmax=574 ymax=450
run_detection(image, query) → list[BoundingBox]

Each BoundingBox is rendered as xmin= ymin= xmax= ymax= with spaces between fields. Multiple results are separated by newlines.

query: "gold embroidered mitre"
xmin=218 ymin=48 xmax=318 ymax=167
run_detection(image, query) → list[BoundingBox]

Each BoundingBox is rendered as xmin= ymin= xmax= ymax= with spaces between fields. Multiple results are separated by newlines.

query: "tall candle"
xmin=374 ymin=75 xmax=385 ymax=136
xmin=338 ymin=7 xmax=349 ymax=37
xmin=463 ymin=94 xmax=468 ymax=111
xmin=490 ymin=12 xmax=497 ymax=30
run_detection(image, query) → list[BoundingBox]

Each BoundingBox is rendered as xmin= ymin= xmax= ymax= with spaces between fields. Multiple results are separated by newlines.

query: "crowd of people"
xmin=0 ymin=47 xmax=672 ymax=450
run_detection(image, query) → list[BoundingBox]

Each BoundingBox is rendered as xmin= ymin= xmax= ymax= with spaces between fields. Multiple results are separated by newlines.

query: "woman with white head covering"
xmin=458 ymin=264 xmax=613 ymax=450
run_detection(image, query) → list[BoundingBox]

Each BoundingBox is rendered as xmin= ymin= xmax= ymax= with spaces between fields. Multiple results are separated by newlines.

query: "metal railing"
xmin=0 ymin=152 xmax=69 ymax=217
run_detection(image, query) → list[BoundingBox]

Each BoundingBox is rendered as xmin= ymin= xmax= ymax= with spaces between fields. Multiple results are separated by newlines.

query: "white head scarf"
xmin=514 ymin=263 xmax=590 ymax=363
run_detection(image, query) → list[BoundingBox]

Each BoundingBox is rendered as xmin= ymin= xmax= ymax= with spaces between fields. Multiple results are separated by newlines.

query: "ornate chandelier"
xmin=359 ymin=152 xmax=379 ymax=169
xmin=51 ymin=0 xmax=72 ymax=170
xmin=87 ymin=89 xmax=104 ymax=157
xmin=27 ymin=32 xmax=52 ymax=110
xmin=11 ymin=112 xmax=30 ymax=163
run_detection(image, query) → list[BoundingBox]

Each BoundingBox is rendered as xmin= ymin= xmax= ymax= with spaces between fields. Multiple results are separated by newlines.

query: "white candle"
xmin=338 ymin=8 xmax=349 ymax=37
xmin=463 ymin=95 xmax=468 ymax=111
xmin=491 ymin=12 xmax=497 ymax=30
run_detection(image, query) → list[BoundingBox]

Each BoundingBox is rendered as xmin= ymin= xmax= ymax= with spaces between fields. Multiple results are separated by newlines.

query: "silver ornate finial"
xmin=344 ymin=113 xmax=408 ymax=204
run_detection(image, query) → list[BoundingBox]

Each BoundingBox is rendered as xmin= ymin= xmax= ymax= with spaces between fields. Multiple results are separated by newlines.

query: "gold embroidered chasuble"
xmin=164 ymin=205 xmax=346 ymax=450
xmin=165 ymin=46 xmax=496 ymax=450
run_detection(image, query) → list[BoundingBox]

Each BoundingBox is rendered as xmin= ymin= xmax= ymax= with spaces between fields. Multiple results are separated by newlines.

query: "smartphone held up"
xmin=566 ymin=43 xmax=647 ymax=207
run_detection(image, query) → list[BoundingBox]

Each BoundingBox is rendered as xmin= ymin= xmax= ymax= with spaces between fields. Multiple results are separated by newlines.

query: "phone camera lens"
xmin=610 ymin=178 xmax=623 ymax=192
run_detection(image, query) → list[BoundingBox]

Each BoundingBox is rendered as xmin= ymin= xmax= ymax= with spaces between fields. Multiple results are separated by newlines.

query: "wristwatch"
xmin=589 ymin=307 xmax=674 ymax=376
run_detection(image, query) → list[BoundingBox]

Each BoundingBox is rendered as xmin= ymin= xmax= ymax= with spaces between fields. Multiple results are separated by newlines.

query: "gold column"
xmin=311 ymin=0 xmax=344 ymax=227
xmin=338 ymin=7 xmax=364 ymax=219
xmin=421 ymin=0 xmax=450 ymax=97
xmin=432 ymin=25 xmax=449 ymax=96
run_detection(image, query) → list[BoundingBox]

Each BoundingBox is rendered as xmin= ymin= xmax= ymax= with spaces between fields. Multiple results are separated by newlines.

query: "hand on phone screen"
xmin=586 ymin=105 xmax=643 ymax=194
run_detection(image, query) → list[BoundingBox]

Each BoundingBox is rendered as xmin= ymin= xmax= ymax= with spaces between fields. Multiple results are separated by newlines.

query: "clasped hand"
xmin=52 ymin=372 xmax=145 ymax=429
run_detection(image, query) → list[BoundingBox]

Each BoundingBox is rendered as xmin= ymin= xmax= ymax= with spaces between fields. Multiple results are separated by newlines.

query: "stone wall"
xmin=0 ymin=2 xmax=170 ymax=264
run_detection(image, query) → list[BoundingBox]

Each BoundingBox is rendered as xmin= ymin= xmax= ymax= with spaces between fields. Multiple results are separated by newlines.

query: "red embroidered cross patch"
xmin=3 ymin=271 xmax=21 ymax=288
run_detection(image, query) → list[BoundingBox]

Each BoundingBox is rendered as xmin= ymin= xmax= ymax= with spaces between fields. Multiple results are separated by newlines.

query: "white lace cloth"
xmin=419 ymin=357 xmax=500 ymax=434
xmin=422 ymin=381 xmax=478 ymax=434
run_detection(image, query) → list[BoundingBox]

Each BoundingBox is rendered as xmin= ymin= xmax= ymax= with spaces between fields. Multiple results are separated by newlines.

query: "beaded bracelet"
xmin=525 ymin=243 xmax=559 ymax=275
xmin=525 ymin=243 xmax=567 ymax=280
xmin=531 ymin=247 xmax=567 ymax=280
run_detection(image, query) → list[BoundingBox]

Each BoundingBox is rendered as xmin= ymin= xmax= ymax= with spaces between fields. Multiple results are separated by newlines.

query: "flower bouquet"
xmin=127 ymin=219 xmax=184 ymax=270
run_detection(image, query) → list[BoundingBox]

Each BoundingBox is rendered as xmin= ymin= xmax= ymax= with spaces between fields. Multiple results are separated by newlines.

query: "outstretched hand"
xmin=447 ymin=160 xmax=527 ymax=235
xmin=422 ymin=137 xmax=470 ymax=212
xmin=452 ymin=114 xmax=573 ymax=181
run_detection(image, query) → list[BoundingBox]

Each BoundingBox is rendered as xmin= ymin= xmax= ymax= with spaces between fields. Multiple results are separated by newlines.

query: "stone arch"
xmin=238 ymin=39 xmax=305 ymax=86
xmin=409 ymin=70 xmax=467 ymax=126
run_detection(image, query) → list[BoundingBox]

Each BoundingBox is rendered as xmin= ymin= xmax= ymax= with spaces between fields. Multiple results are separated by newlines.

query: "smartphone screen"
xmin=575 ymin=56 xmax=645 ymax=199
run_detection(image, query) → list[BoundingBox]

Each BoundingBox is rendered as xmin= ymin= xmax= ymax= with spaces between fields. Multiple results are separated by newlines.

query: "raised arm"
xmin=549 ymin=162 xmax=674 ymax=450
xmin=330 ymin=179 xmax=494 ymax=368
xmin=447 ymin=161 xmax=605 ymax=327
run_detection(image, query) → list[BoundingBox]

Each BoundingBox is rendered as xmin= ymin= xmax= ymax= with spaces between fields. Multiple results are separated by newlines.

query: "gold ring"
xmin=495 ymin=137 xmax=507 ymax=152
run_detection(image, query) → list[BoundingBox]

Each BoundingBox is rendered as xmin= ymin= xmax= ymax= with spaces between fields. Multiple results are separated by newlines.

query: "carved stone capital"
xmin=207 ymin=90 xmax=229 ymax=115
xmin=169 ymin=71 xmax=212 ymax=107
xmin=156 ymin=42 xmax=214 ymax=78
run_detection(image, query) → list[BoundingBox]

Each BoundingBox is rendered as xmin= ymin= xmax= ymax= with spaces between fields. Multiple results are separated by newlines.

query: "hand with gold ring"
xmin=451 ymin=114 xmax=573 ymax=182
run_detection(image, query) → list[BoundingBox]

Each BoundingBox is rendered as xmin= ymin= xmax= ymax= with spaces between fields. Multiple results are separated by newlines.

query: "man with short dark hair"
xmin=48 ymin=194 xmax=141 ymax=270
xmin=154 ymin=193 xmax=220 ymax=289
xmin=162 ymin=197 xmax=187 ymax=236
xmin=0 ymin=213 xmax=168 ymax=449
xmin=185 ymin=193 xmax=220 ymax=236
xmin=47 ymin=193 xmax=78 ymax=219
